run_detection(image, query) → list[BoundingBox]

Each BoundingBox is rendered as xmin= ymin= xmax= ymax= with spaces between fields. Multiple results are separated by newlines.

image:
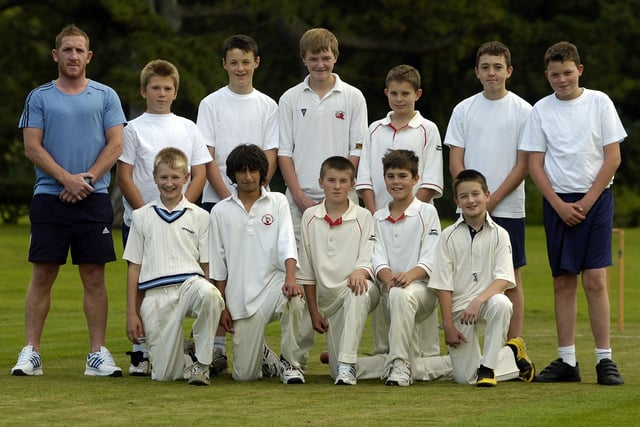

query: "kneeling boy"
xmin=209 ymin=144 xmax=313 ymax=383
xmin=125 ymin=148 xmax=224 ymax=385
xmin=428 ymin=170 xmax=534 ymax=386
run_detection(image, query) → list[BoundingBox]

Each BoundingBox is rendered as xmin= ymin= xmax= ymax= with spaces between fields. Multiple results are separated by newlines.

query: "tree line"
xmin=1 ymin=0 xmax=639 ymax=225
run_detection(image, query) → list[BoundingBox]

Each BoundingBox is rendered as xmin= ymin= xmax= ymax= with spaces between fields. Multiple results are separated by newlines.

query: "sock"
xmin=133 ymin=337 xmax=148 ymax=357
xmin=595 ymin=348 xmax=612 ymax=363
xmin=558 ymin=345 xmax=576 ymax=367
xmin=214 ymin=336 xmax=226 ymax=355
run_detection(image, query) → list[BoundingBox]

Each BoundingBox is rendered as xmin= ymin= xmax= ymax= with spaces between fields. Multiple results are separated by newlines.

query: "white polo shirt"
xmin=297 ymin=199 xmax=375 ymax=316
xmin=519 ymin=88 xmax=626 ymax=193
xmin=444 ymin=92 xmax=531 ymax=218
xmin=356 ymin=111 xmax=444 ymax=210
xmin=372 ymin=197 xmax=441 ymax=278
xmin=196 ymin=86 xmax=279 ymax=203
xmin=119 ymin=113 xmax=212 ymax=227
xmin=428 ymin=214 xmax=515 ymax=313
xmin=123 ymin=197 xmax=209 ymax=290
xmin=209 ymin=188 xmax=298 ymax=319
xmin=278 ymin=74 xmax=368 ymax=200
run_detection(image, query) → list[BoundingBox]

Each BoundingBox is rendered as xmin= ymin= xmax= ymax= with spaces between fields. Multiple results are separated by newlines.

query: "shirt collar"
xmin=380 ymin=110 xmax=424 ymax=129
xmin=314 ymin=198 xmax=359 ymax=222
xmin=302 ymin=73 xmax=344 ymax=93
xmin=374 ymin=197 xmax=422 ymax=221
xmin=151 ymin=196 xmax=191 ymax=212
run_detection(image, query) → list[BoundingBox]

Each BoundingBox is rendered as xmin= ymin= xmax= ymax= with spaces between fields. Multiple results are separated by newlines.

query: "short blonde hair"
xmin=299 ymin=28 xmax=339 ymax=59
xmin=55 ymin=24 xmax=89 ymax=50
xmin=140 ymin=59 xmax=180 ymax=93
xmin=153 ymin=147 xmax=188 ymax=176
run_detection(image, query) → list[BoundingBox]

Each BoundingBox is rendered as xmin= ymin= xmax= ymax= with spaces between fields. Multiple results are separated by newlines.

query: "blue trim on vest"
xmin=138 ymin=273 xmax=204 ymax=291
xmin=153 ymin=206 xmax=186 ymax=223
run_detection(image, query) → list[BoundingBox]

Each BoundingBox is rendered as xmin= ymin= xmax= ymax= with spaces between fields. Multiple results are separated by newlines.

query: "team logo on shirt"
xmin=335 ymin=111 xmax=345 ymax=120
xmin=301 ymin=108 xmax=307 ymax=117
xmin=429 ymin=229 xmax=439 ymax=236
xmin=262 ymin=214 xmax=274 ymax=226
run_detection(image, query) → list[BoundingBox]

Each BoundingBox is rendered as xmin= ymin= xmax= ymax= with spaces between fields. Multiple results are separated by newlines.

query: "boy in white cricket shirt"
xmin=209 ymin=144 xmax=313 ymax=383
xmin=358 ymin=150 xmax=452 ymax=386
xmin=124 ymin=148 xmax=224 ymax=385
xmin=298 ymin=156 xmax=379 ymax=385
xmin=117 ymin=59 xmax=212 ymax=375
xmin=278 ymin=28 xmax=368 ymax=244
xmin=428 ymin=170 xmax=534 ymax=386
xmin=355 ymin=64 xmax=443 ymax=359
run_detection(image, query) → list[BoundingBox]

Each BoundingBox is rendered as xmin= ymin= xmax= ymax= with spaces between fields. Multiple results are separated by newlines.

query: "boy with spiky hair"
xmin=520 ymin=41 xmax=625 ymax=385
xmin=124 ymin=147 xmax=224 ymax=386
xmin=209 ymin=144 xmax=313 ymax=383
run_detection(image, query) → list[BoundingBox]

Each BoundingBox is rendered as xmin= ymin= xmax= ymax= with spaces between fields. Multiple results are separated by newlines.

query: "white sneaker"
xmin=188 ymin=362 xmax=211 ymax=386
xmin=11 ymin=345 xmax=43 ymax=376
xmin=385 ymin=358 xmax=412 ymax=386
xmin=262 ymin=345 xmax=281 ymax=377
xmin=126 ymin=351 xmax=150 ymax=376
xmin=280 ymin=356 xmax=305 ymax=384
xmin=84 ymin=346 xmax=123 ymax=377
xmin=335 ymin=362 xmax=357 ymax=385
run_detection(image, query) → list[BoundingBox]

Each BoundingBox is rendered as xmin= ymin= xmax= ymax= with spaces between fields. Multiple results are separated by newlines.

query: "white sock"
xmin=595 ymin=348 xmax=612 ymax=363
xmin=133 ymin=337 xmax=148 ymax=357
xmin=214 ymin=336 xmax=226 ymax=355
xmin=558 ymin=345 xmax=577 ymax=367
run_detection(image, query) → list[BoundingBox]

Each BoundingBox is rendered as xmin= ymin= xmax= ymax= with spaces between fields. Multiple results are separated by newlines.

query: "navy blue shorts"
xmin=28 ymin=194 xmax=116 ymax=265
xmin=542 ymin=189 xmax=613 ymax=277
xmin=492 ymin=217 xmax=526 ymax=269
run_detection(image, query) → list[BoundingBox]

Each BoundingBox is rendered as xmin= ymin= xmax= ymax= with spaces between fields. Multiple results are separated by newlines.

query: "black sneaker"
xmin=534 ymin=358 xmax=581 ymax=382
xmin=596 ymin=358 xmax=624 ymax=385
xmin=476 ymin=364 xmax=496 ymax=387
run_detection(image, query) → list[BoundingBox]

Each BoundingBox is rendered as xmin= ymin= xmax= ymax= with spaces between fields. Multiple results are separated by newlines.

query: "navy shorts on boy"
xmin=542 ymin=189 xmax=613 ymax=277
xmin=28 ymin=193 xmax=116 ymax=265
xmin=492 ymin=217 xmax=526 ymax=269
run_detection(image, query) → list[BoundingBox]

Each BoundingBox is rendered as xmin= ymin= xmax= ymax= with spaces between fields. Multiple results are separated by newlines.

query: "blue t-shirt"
xmin=18 ymin=80 xmax=126 ymax=195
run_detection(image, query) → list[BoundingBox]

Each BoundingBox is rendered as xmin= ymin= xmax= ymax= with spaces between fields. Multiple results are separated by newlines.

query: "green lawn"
xmin=0 ymin=224 xmax=638 ymax=426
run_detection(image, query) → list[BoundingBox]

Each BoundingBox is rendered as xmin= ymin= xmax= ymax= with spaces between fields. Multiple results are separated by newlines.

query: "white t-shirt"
xmin=356 ymin=111 xmax=444 ymax=210
xmin=297 ymin=200 xmax=374 ymax=317
xmin=445 ymin=92 xmax=532 ymax=218
xmin=278 ymin=74 xmax=368 ymax=200
xmin=197 ymin=86 xmax=279 ymax=203
xmin=428 ymin=214 xmax=515 ymax=313
xmin=209 ymin=188 xmax=298 ymax=319
xmin=372 ymin=197 xmax=441 ymax=278
xmin=519 ymin=88 xmax=627 ymax=193
xmin=119 ymin=113 xmax=212 ymax=227
xmin=123 ymin=197 xmax=209 ymax=290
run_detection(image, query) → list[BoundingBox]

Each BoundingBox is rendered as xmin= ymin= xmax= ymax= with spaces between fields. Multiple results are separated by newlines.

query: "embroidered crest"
xmin=335 ymin=111 xmax=345 ymax=120
xmin=262 ymin=214 xmax=274 ymax=225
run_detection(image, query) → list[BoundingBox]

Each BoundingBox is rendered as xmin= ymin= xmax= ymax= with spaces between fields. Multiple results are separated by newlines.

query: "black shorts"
xmin=28 ymin=193 xmax=116 ymax=265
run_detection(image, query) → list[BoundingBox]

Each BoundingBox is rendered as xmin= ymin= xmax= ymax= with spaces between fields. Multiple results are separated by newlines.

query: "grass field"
xmin=0 ymin=223 xmax=638 ymax=426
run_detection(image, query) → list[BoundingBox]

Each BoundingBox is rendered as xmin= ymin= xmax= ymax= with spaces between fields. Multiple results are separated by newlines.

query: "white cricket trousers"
xmin=449 ymin=293 xmax=519 ymax=384
xmin=324 ymin=280 xmax=380 ymax=380
xmin=141 ymin=276 xmax=224 ymax=381
xmin=231 ymin=290 xmax=314 ymax=381
xmin=357 ymin=281 xmax=452 ymax=381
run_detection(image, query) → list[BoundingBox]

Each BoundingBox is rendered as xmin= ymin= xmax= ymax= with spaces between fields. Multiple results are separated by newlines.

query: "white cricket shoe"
xmin=11 ymin=345 xmax=43 ymax=376
xmin=84 ymin=346 xmax=123 ymax=377
xmin=280 ymin=356 xmax=305 ymax=384
xmin=335 ymin=362 xmax=357 ymax=385
xmin=385 ymin=358 xmax=413 ymax=386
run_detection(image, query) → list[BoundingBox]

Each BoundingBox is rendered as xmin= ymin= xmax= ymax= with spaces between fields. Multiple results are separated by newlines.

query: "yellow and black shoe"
xmin=506 ymin=337 xmax=535 ymax=382
xmin=476 ymin=364 xmax=496 ymax=387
